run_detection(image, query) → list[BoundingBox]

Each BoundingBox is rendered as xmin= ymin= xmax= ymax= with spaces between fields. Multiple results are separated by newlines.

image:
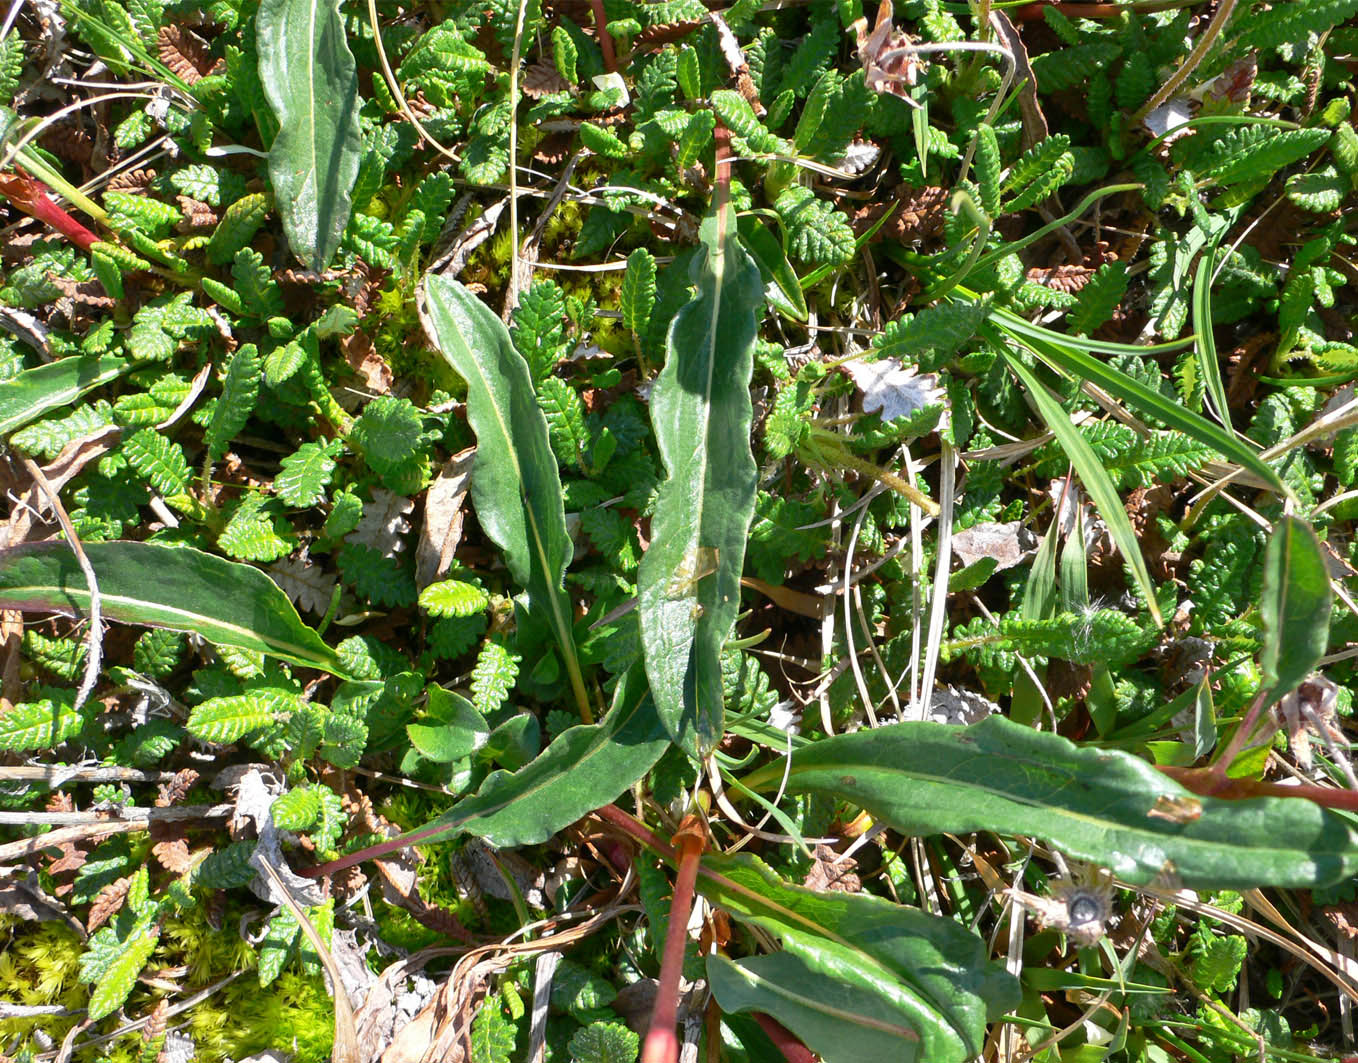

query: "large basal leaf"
xmin=256 ymin=0 xmax=362 ymax=270
xmin=0 ymin=541 xmax=344 ymax=675
xmin=421 ymin=275 xmax=590 ymax=716
xmin=743 ymin=715 xmax=1358 ymax=889
xmin=400 ymin=665 xmax=668 ymax=849
xmin=0 ymin=354 xmax=129 ymax=437
xmin=997 ymin=345 xmax=1163 ymax=626
xmin=1259 ymin=516 xmax=1331 ymax=703
xmin=638 ymin=205 xmax=763 ymax=754
xmin=700 ymin=852 xmax=1017 ymax=1063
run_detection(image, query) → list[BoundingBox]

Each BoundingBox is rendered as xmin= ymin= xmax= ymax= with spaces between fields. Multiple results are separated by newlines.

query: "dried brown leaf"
xmin=342 ymin=329 xmax=394 ymax=395
xmin=158 ymin=24 xmax=220 ymax=84
xmin=636 ymin=19 xmax=702 ymax=47
xmin=40 ymin=124 xmax=93 ymax=165
xmin=347 ymin=486 xmax=414 ymax=558
xmin=107 ymin=168 xmax=157 ymax=195
xmin=87 ymin=875 xmax=133 ymax=933
xmin=1026 ymin=263 xmax=1093 ymax=294
xmin=522 ymin=61 xmax=569 ymax=98
xmin=156 ymin=768 xmax=199 ymax=807
xmin=802 ymin=845 xmax=861 ymax=893
xmin=269 ymin=556 xmax=339 ymax=616
xmin=151 ymin=833 xmax=194 ymax=874
xmin=416 ymin=448 xmax=475 ymax=588
xmin=175 ymin=195 xmax=217 ymax=231
xmin=854 ymin=0 xmax=923 ymax=100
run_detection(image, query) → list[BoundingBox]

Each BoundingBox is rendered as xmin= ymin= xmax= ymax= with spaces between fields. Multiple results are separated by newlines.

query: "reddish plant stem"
xmin=641 ymin=815 xmax=706 ymax=1063
xmin=296 ymin=820 xmax=454 ymax=878
xmin=1012 ymin=0 xmax=1195 ymax=18
xmin=0 ymin=173 xmax=98 ymax=251
xmin=588 ymin=0 xmax=618 ymax=73
xmin=1160 ymin=765 xmax=1358 ymax=812
xmin=752 ymin=1014 xmax=817 ymax=1063
xmin=714 ymin=122 xmax=732 ymax=217
xmin=596 ymin=801 xmax=673 ymax=856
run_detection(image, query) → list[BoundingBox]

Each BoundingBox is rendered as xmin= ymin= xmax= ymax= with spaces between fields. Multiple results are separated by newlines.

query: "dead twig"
xmin=19 ymin=454 xmax=101 ymax=711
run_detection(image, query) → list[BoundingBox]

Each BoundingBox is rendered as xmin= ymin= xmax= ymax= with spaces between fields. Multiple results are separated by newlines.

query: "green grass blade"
xmin=995 ymin=339 xmax=1164 ymax=626
xmin=257 ymin=0 xmax=362 ymax=269
xmin=638 ymin=204 xmax=763 ymax=755
xmin=990 ymin=311 xmax=1284 ymax=492
xmin=1192 ymin=243 xmax=1236 ymax=437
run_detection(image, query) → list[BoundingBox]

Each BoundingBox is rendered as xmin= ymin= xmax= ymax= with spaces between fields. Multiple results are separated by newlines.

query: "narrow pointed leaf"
xmin=743 ymin=715 xmax=1358 ymax=889
xmin=402 ymin=666 xmax=668 ymax=848
xmin=421 ymin=275 xmax=588 ymax=715
xmin=638 ymin=205 xmax=763 ymax=754
xmin=257 ymin=0 xmax=362 ymax=270
xmin=1259 ymin=516 xmax=1331 ymax=703
xmin=0 ymin=354 xmax=129 ymax=436
xmin=737 ymin=214 xmax=807 ymax=322
xmin=699 ymin=851 xmax=1017 ymax=1063
xmin=0 ymin=541 xmax=344 ymax=675
xmin=988 ymin=311 xmax=1283 ymax=492
xmin=997 ymin=344 xmax=1163 ymax=626
xmin=1192 ymin=243 xmax=1235 ymax=436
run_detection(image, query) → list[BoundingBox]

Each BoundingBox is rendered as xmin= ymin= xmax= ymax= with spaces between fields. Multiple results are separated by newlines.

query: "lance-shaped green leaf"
xmin=638 ymin=205 xmax=763 ymax=754
xmin=256 ymin=0 xmax=362 ymax=270
xmin=743 ymin=715 xmax=1358 ymax=889
xmin=0 ymin=541 xmax=344 ymax=675
xmin=1192 ymin=242 xmax=1235 ymax=437
xmin=997 ymin=344 xmax=1163 ymax=626
xmin=398 ymin=665 xmax=667 ymax=849
xmin=421 ymin=275 xmax=590 ymax=720
xmin=700 ymin=852 xmax=1017 ymax=1063
xmin=737 ymin=213 xmax=807 ymax=322
xmin=0 ymin=354 xmax=129 ymax=437
xmin=1259 ymin=516 xmax=1331 ymax=704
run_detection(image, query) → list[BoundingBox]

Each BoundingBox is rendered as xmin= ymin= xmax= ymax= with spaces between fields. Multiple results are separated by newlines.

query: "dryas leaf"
xmin=1259 ymin=516 xmax=1331 ymax=704
xmin=638 ymin=204 xmax=763 ymax=754
xmin=256 ymin=0 xmax=362 ymax=269
xmin=743 ymin=715 xmax=1358 ymax=889
xmin=0 ymin=354 xmax=130 ymax=437
xmin=0 ymin=541 xmax=345 ymax=675
xmin=421 ymin=275 xmax=590 ymax=718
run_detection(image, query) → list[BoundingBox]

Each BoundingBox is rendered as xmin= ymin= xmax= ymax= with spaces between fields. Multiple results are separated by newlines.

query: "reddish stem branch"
xmin=1206 ymin=688 xmax=1271 ymax=784
xmin=1012 ymin=0 xmax=1195 ymax=19
xmin=588 ymin=0 xmax=618 ymax=73
xmin=753 ymin=1015 xmax=817 ymax=1063
xmin=0 ymin=173 xmax=98 ymax=251
xmin=1160 ymin=765 xmax=1358 ymax=812
xmin=641 ymin=815 xmax=706 ymax=1063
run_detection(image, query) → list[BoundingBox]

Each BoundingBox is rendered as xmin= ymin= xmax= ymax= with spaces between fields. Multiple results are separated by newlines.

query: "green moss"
xmin=0 ymin=916 xmax=86 ymax=1052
